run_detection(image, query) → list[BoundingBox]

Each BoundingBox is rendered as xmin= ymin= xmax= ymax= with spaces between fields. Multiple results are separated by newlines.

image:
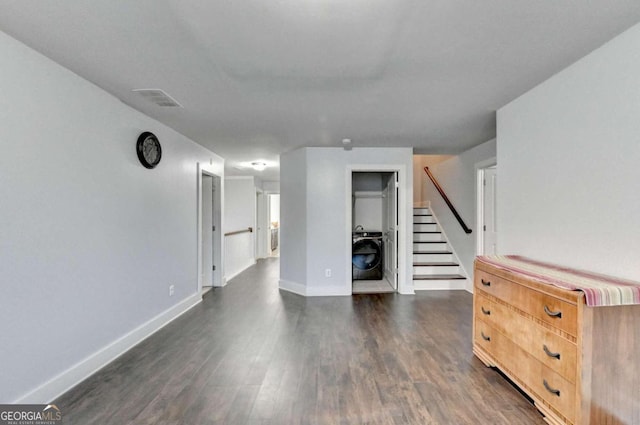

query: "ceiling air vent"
xmin=132 ymin=89 xmax=183 ymax=107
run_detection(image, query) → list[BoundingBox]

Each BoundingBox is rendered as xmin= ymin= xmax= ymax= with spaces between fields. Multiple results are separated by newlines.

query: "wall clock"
xmin=136 ymin=132 xmax=162 ymax=169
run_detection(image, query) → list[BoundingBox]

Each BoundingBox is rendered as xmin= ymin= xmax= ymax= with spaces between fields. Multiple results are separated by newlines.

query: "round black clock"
xmin=136 ymin=132 xmax=162 ymax=169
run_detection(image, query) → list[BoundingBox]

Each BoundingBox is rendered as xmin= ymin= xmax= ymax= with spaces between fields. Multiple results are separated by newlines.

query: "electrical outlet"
xmin=325 ymin=269 xmax=332 ymax=278
xmin=169 ymin=285 xmax=175 ymax=296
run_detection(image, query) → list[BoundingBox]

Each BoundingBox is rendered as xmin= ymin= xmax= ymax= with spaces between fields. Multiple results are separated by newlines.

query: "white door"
xmin=385 ymin=172 xmax=398 ymax=290
xmin=201 ymin=175 xmax=213 ymax=287
xmin=483 ymin=167 xmax=497 ymax=255
xmin=256 ymin=192 xmax=269 ymax=259
xmin=212 ymin=176 xmax=222 ymax=286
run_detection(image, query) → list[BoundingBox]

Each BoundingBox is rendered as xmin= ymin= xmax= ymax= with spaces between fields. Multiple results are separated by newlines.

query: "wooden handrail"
xmin=224 ymin=227 xmax=253 ymax=237
xmin=423 ymin=167 xmax=472 ymax=234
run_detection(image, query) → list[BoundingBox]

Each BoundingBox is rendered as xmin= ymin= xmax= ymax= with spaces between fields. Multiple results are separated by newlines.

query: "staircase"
xmin=413 ymin=207 xmax=467 ymax=290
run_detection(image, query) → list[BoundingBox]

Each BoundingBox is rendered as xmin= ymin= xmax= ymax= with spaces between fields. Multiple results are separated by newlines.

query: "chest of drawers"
xmin=473 ymin=259 xmax=640 ymax=425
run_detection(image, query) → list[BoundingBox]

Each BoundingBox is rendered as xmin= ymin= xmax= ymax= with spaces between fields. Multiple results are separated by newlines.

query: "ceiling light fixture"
xmin=342 ymin=138 xmax=352 ymax=151
xmin=251 ymin=162 xmax=267 ymax=171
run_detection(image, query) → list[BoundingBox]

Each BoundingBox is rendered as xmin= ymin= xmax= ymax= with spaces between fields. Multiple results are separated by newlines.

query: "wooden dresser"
xmin=473 ymin=258 xmax=640 ymax=425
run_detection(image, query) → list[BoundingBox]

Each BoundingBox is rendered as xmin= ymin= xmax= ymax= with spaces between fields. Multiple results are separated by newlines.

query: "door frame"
xmin=197 ymin=163 xmax=224 ymax=296
xmin=346 ymin=164 xmax=411 ymax=295
xmin=255 ymin=189 xmax=269 ymax=259
xmin=475 ymin=158 xmax=497 ymax=256
xmin=383 ymin=172 xmax=399 ymax=291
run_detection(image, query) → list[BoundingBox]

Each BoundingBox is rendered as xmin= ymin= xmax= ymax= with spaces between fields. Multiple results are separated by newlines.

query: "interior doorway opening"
xmin=199 ymin=167 xmax=223 ymax=296
xmin=268 ymin=194 xmax=280 ymax=257
xmin=351 ymin=171 xmax=398 ymax=294
xmin=476 ymin=162 xmax=497 ymax=256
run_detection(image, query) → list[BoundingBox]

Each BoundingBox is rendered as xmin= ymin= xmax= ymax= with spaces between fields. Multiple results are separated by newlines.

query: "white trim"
xmin=14 ymin=294 xmax=202 ymax=404
xmin=346 ymin=164 xmax=412 ymax=295
xmin=278 ymin=279 xmax=307 ymax=296
xmin=278 ymin=281 xmax=351 ymax=297
xmin=306 ymin=286 xmax=352 ymax=297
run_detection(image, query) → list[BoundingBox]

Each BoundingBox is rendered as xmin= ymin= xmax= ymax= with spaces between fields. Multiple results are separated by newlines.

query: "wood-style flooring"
xmin=55 ymin=258 xmax=545 ymax=424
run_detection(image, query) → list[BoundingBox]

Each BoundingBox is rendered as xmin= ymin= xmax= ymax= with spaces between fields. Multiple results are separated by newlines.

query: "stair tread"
xmin=413 ymin=214 xmax=433 ymax=217
xmin=413 ymin=241 xmax=447 ymax=244
xmin=413 ymin=274 xmax=466 ymax=280
xmin=413 ymin=262 xmax=459 ymax=266
xmin=413 ymin=251 xmax=453 ymax=254
xmin=413 ymin=231 xmax=441 ymax=234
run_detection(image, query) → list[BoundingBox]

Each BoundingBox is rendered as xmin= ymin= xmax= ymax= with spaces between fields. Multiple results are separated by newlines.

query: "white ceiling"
xmin=1 ymin=1 xmax=639 ymax=181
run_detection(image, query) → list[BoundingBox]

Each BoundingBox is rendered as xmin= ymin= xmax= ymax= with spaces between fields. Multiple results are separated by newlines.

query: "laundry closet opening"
xmin=351 ymin=171 xmax=398 ymax=294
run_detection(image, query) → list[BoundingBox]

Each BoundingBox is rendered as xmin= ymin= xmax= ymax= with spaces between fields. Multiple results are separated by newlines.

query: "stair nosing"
xmin=412 ymin=274 xmax=466 ymax=280
xmin=413 ymin=251 xmax=453 ymax=255
xmin=413 ymin=262 xmax=460 ymax=266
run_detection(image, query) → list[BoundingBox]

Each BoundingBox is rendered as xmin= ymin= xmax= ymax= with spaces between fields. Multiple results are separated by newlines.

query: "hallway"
xmin=55 ymin=258 xmax=544 ymax=424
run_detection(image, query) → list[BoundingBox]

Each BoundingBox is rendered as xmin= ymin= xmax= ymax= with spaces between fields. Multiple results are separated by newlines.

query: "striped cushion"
xmin=477 ymin=255 xmax=640 ymax=307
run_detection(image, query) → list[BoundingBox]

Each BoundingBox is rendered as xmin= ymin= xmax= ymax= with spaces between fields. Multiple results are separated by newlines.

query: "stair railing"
xmin=423 ymin=167 xmax=472 ymax=234
xmin=224 ymin=227 xmax=253 ymax=237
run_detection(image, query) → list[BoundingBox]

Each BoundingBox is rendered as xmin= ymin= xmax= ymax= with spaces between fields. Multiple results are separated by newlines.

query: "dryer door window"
xmin=352 ymin=240 xmax=381 ymax=270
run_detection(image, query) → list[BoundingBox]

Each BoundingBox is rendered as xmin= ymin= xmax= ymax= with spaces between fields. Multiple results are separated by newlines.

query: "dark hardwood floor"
xmin=55 ymin=258 xmax=545 ymax=424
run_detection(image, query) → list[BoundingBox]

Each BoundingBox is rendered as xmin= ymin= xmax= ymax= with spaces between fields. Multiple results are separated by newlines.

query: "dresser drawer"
xmin=474 ymin=317 xmax=495 ymax=356
xmin=475 ymin=270 xmax=578 ymax=337
xmin=487 ymin=299 xmax=577 ymax=383
xmin=474 ymin=292 xmax=494 ymax=323
xmin=486 ymin=326 xmax=576 ymax=423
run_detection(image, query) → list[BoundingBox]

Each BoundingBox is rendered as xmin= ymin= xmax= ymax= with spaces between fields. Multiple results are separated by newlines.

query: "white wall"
xmin=201 ymin=175 xmax=214 ymax=286
xmin=497 ymin=22 xmax=640 ymax=281
xmin=353 ymin=197 xmax=383 ymax=231
xmin=422 ymin=140 xmax=497 ymax=289
xmin=280 ymin=147 xmax=413 ymax=296
xmin=0 ymin=31 xmax=224 ymax=403
xmin=279 ymin=149 xmax=307 ymax=293
xmin=412 ymin=155 xmax=454 ymax=206
xmin=223 ymin=177 xmax=257 ymax=280
xmin=352 ymin=172 xmax=384 ymax=231
xmin=262 ymin=181 xmax=280 ymax=193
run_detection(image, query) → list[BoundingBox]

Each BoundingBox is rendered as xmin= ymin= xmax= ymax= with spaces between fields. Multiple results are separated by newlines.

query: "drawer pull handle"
xmin=481 ymin=331 xmax=491 ymax=341
xmin=543 ymin=345 xmax=561 ymax=360
xmin=543 ymin=379 xmax=561 ymax=397
xmin=481 ymin=279 xmax=491 ymax=287
xmin=481 ymin=306 xmax=491 ymax=315
xmin=544 ymin=305 xmax=562 ymax=318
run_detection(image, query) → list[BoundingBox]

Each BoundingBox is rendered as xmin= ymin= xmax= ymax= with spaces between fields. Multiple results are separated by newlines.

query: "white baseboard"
xmin=278 ymin=280 xmax=352 ymax=297
xmin=398 ymin=286 xmax=415 ymax=295
xmin=306 ymin=285 xmax=351 ymax=297
xmin=278 ymin=279 xmax=306 ymax=296
xmin=14 ymin=293 xmax=202 ymax=404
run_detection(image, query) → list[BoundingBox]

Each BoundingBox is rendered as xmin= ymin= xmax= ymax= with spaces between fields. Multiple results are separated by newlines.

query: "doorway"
xmin=476 ymin=162 xmax=497 ymax=256
xmin=350 ymin=171 xmax=399 ymax=294
xmin=199 ymin=167 xmax=223 ymax=295
xmin=268 ymin=194 xmax=280 ymax=256
xmin=256 ymin=191 xmax=269 ymax=259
